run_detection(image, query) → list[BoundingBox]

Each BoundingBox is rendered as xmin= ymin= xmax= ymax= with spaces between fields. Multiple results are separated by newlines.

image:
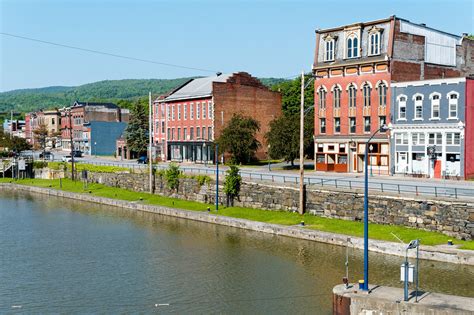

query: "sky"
xmin=1 ymin=0 xmax=473 ymax=92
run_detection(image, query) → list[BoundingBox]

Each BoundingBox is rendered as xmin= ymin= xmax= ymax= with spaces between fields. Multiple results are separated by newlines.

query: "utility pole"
xmin=68 ymin=109 xmax=75 ymax=181
xmin=10 ymin=110 xmax=13 ymax=139
xmin=299 ymin=71 xmax=305 ymax=215
xmin=149 ymin=92 xmax=153 ymax=194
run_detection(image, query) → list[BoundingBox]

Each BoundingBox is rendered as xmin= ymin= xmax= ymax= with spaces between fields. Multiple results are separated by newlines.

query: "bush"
xmin=224 ymin=165 xmax=241 ymax=206
xmin=194 ymin=175 xmax=211 ymax=187
xmin=165 ymin=163 xmax=181 ymax=190
xmin=33 ymin=161 xmax=48 ymax=169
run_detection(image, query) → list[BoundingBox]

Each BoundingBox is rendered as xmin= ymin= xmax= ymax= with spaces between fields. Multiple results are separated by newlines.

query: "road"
xmin=48 ymin=150 xmax=474 ymax=199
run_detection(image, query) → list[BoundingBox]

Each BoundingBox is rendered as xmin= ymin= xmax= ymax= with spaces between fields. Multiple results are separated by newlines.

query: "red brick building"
xmin=312 ymin=16 xmax=474 ymax=174
xmin=154 ymin=72 xmax=281 ymax=163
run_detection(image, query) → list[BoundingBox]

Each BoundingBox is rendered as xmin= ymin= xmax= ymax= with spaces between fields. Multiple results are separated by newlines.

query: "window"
xmin=430 ymin=93 xmax=440 ymax=119
xmin=363 ymin=83 xmax=371 ymax=107
xmin=428 ymin=133 xmax=442 ymax=145
xmin=208 ymin=127 xmax=212 ymax=140
xmin=398 ymin=96 xmax=407 ymax=120
xmin=448 ymin=92 xmax=458 ymax=118
xmin=348 ymin=84 xmax=357 ymax=108
xmin=318 ymin=87 xmax=327 ymax=109
xmin=379 ymin=116 xmax=386 ymax=128
xmin=208 ymin=102 xmax=213 ymax=119
xmin=378 ymin=82 xmax=387 ymax=106
xmin=190 ymin=127 xmax=194 ymax=140
xmin=196 ymin=127 xmax=201 ymax=139
xmin=196 ymin=103 xmax=201 ymax=119
xmin=364 ymin=117 xmax=371 ymax=132
xmin=171 ymin=128 xmax=175 ymax=140
xmin=334 ymin=118 xmax=341 ymax=133
xmin=369 ymin=32 xmax=380 ymax=55
xmin=346 ymin=34 xmax=359 ymax=58
xmin=167 ymin=128 xmax=170 ymax=140
xmin=333 ymin=86 xmax=341 ymax=108
xmin=172 ymin=105 xmax=175 ymax=120
xmin=167 ymin=105 xmax=171 ymax=121
xmin=446 ymin=132 xmax=461 ymax=145
xmin=412 ymin=133 xmax=425 ymax=145
xmin=320 ymin=118 xmax=326 ymax=133
xmin=202 ymin=127 xmax=206 ymax=140
xmin=183 ymin=128 xmax=187 ymax=140
xmin=349 ymin=117 xmax=356 ymax=133
xmin=161 ymin=104 xmax=165 ymax=117
xmin=161 ymin=121 xmax=165 ymax=133
xmin=325 ymin=38 xmax=335 ymax=61
xmin=395 ymin=133 xmax=409 ymax=145
xmin=184 ymin=104 xmax=187 ymax=120
xmin=413 ymin=94 xmax=423 ymax=120
xmin=177 ymin=104 xmax=181 ymax=120
xmin=203 ymin=103 xmax=207 ymax=119
xmin=177 ymin=128 xmax=181 ymax=140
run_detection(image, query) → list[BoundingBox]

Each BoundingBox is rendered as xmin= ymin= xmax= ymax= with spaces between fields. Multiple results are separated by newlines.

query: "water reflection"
xmin=0 ymin=190 xmax=473 ymax=314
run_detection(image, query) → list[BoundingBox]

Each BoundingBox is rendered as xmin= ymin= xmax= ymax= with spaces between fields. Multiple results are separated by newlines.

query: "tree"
xmin=33 ymin=123 xmax=48 ymax=154
xmin=124 ymin=99 xmax=149 ymax=157
xmin=217 ymin=114 xmax=260 ymax=164
xmin=266 ymin=112 xmax=314 ymax=166
xmin=271 ymin=74 xmax=314 ymax=115
xmin=0 ymin=129 xmax=31 ymax=155
xmin=224 ymin=165 xmax=242 ymax=206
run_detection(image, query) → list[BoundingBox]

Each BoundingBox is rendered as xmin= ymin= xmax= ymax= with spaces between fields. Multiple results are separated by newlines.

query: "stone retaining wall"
xmin=65 ymin=171 xmax=473 ymax=240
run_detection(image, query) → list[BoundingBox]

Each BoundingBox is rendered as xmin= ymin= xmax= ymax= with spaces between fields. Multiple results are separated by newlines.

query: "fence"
xmin=73 ymin=160 xmax=473 ymax=200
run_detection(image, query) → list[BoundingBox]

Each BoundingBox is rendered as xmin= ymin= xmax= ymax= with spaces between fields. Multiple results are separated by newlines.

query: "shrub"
xmin=165 ymin=163 xmax=181 ymax=190
xmin=194 ymin=175 xmax=211 ymax=187
xmin=33 ymin=161 xmax=48 ymax=169
xmin=224 ymin=165 xmax=241 ymax=206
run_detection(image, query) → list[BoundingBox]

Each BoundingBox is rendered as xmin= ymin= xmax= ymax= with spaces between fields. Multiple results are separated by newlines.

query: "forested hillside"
xmin=0 ymin=77 xmax=287 ymax=113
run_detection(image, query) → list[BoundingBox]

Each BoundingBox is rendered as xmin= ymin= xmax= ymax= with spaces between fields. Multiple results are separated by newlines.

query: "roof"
xmin=73 ymin=101 xmax=119 ymax=109
xmin=162 ymin=73 xmax=234 ymax=102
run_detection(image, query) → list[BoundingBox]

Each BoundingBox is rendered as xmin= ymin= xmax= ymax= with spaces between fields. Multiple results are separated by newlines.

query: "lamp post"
xmin=215 ymin=143 xmax=219 ymax=211
xmin=362 ymin=123 xmax=391 ymax=291
xmin=94 ymin=141 xmax=97 ymax=158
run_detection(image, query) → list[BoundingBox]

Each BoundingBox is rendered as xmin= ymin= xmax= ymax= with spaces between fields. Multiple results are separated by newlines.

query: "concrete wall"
xmin=77 ymin=171 xmax=473 ymax=240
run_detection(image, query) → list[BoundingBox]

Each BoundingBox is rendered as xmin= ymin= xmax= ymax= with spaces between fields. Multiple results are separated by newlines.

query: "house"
xmin=154 ymin=72 xmax=282 ymax=163
xmin=312 ymin=16 xmax=474 ymax=174
xmin=390 ymin=77 xmax=474 ymax=179
xmin=60 ymin=101 xmax=129 ymax=155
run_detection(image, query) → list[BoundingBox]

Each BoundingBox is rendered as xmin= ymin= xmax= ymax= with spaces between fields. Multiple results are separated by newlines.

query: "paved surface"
xmin=42 ymin=150 xmax=474 ymax=199
xmin=333 ymin=284 xmax=474 ymax=313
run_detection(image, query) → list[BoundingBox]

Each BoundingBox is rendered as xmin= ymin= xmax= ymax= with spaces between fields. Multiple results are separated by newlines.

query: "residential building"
xmin=154 ymin=72 xmax=281 ymax=162
xmin=312 ymin=16 xmax=474 ymax=174
xmin=390 ymin=77 xmax=474 ymax=179
xmin=25 ymin=109 xmax=61 ymax=148
xmin=60 ymin=101 xmax=129 ymax=155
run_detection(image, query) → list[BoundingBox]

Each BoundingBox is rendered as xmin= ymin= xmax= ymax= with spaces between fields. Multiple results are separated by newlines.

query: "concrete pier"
xmin=333 ymin=284 xmax=474 ymax=314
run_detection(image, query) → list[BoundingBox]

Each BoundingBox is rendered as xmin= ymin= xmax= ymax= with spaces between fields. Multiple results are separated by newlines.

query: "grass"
xmin=47 ymin=162 xmax=129 ymax=173
xmin=1 ymin=177 xmax=473 ymax=250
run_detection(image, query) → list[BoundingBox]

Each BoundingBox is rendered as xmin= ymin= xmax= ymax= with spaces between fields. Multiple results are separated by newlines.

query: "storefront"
xmin=168 ymin=141 xmax=215 ymax=163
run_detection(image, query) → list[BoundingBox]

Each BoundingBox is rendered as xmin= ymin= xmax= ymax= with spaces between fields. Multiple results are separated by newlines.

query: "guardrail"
xmin=72 ymin=160 xmax=473 ymax=200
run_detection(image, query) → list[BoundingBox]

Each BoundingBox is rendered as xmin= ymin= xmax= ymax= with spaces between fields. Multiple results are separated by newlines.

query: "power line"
xmin=0 ymin=32 xmax=220 ymax=74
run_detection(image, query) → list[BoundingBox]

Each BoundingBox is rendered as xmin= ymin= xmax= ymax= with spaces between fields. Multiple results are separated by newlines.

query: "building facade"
xmin=25 ymin=109 xmax=61 ymax=148
xmin=154 ymin=72 xmax=281 ymax=163
xmin=391 ymin=77 xmax=474 ymax=179
xmin=312 ymin=16 xmax=474 ymax=174
xmin=60 ymin=101 xmax=129 ymax=155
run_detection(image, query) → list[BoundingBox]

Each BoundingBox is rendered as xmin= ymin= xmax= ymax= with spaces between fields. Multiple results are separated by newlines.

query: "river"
xmin=1 ymin=190 xmax=473 ymax=314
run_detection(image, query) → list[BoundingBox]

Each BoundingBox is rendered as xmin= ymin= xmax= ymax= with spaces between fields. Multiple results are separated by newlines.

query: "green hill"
xmin=0 ymin=77 xmax=287 ymax=114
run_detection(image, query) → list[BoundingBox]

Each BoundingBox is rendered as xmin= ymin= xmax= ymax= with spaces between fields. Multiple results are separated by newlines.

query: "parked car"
xmin=72 ymin=150 xmax=83 ymax=158
xmin=137 ymin=156 xmax=148 ymax=164
xmin=39 ymin=151 xmax=54 ymax=160
xmin=62 ymin=155 xmax=72 ymax=162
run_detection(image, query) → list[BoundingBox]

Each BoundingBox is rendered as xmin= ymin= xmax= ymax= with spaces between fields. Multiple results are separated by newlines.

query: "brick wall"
xmin=213 ymin=73 xmax=282 ymax=159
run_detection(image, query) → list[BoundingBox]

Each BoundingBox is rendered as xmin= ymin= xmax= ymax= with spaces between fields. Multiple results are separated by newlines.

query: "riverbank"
xmin=1 ymin=179 xmax=473 ymax=265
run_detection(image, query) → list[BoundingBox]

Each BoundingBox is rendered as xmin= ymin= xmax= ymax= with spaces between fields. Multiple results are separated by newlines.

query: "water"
xmin=0 ymin=190 xmax=473 ymax=314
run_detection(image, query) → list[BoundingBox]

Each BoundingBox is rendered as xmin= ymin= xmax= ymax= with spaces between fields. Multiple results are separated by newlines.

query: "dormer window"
xmin=368 ymin=28 xmax=381 ymax=56
xmin=324 ymin=37 xmax=335 ymax=61
xmin=346 ymin=33 xmax=359 ymax=58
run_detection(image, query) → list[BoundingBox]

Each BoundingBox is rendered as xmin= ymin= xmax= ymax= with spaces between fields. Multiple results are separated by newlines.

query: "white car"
xmin=62 ymin=155 xmax=72 ymax=162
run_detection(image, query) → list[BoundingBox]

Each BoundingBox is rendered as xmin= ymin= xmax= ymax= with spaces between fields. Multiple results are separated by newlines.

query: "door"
xmin=434 ymin=160 xmax=442 ymax=179
xmin=397 ymin=152 xmax=407 ymax=173
xmin=350 ymin=149 xmax=357 ymax=173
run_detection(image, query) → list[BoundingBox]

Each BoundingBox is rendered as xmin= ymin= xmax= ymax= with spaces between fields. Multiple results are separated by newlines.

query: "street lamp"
xmin=94 ymin=141 xmax=97 ymax=158
xmin=362 ymin=123 xmax=391 ymax=291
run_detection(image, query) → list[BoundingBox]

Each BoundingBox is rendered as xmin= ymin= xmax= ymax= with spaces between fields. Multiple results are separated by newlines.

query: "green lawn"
xmin=1 ymin=177 xmax=472 ymax=250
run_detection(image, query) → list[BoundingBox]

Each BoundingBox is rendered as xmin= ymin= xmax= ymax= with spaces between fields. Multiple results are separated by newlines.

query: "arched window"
xmin=332 ymin=85 xmax=341 ymax=108
xmin=413 ymin=94 xmax=424 ymax=120
xmin=397 ymin=95 xmax=407 ymax=120
xmin=447 ymin=92 xmax=459 ymax=118
xmin=429 ymin=92 xmax=441 ymax=119
xmin=362 ymin=83 xmax=371 ymax=107
xmin=325 ymin=39 xmax=335 ymax=61
xmin=346 ymin=34 xmax=359 ymax=58
xmin=377 ymin=82 xmax=387 ymax=106
xmin=318 ymin=87 xmax=327 ymax=109
xmin=348 ymin=84 xmax=357 ymax=108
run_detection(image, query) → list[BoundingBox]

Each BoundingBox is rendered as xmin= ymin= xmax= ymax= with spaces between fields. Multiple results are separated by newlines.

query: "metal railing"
xmin=72 ymin=160 xmax=473 ymax=200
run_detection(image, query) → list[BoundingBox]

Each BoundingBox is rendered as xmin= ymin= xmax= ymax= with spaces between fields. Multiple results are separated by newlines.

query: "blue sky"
xmin=1 ymin=0 xmax=473 ymax=92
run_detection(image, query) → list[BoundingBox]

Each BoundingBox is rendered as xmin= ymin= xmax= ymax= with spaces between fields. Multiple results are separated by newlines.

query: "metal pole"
xmin=299 ymin=70 xmax=305 ymax=215
xmin=215 ymin=143 xmax=219 ymax=211
xmin=404 ymin=250 xmax=409 ymax=301
xmin=363 ymin=141 xmax=369 ymax=291
xmin=416 ymin=243 xmax=419 ymax=302
xmin=68 ymin=109 xmax=75 ymax=181
xmin=149 ymin=92 xmax=153 ymax=194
